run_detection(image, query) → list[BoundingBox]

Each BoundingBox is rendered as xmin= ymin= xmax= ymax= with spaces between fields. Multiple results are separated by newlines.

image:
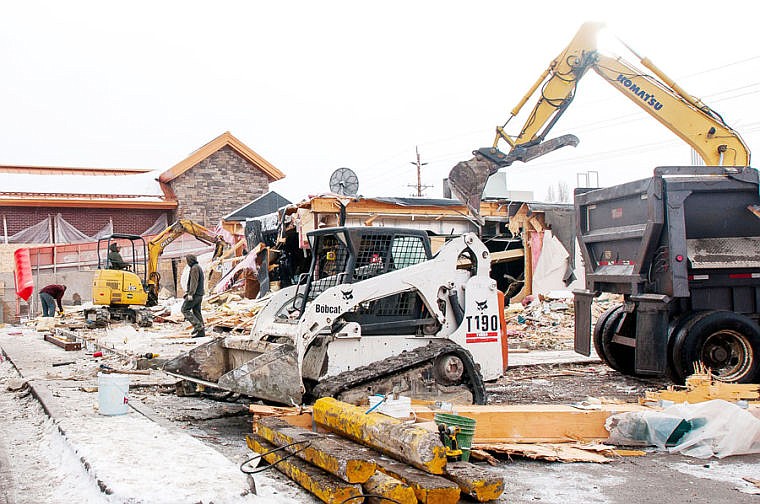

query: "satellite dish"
xmin=329 ymin=167 xmax=359 ymax=196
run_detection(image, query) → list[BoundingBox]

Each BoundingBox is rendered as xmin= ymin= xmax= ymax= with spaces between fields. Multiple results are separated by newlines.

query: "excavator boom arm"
xmin=449 ymin=22 xmax=750 ymax=222
xmin=592 ymin=54 xmax=749 ymax=166
xmin=145 ymin=219 xmax=228 ymax=304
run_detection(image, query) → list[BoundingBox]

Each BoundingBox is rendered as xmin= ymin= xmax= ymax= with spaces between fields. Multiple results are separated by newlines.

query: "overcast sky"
xmin=2 ymin=1 xmax=759 ymax=204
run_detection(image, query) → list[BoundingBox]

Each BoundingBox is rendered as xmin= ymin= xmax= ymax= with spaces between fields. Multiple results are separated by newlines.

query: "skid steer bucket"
xmin=163 ymin=338 xmax=303 ymax=405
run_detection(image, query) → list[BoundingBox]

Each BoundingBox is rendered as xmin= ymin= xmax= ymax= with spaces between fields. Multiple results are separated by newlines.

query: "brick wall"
xmin=0 ymin=207 xmax=168 ymax=237
xmin=169 ymin=146 xmax=270 ymax=226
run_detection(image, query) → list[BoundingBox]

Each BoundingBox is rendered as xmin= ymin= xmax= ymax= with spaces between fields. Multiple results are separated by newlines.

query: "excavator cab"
xmin=86 ymin=234 xmax=153 ymax=327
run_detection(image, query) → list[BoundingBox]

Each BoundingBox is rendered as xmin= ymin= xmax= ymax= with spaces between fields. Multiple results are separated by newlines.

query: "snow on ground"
xmin=672 ymin=461 xmax=760 ymax=495
xmin=0 ymin=358 xmax=109 ymax=503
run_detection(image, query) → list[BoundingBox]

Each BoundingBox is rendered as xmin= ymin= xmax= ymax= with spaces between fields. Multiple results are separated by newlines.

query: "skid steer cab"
xmin=84 ymin=234 xmax=153 ymax=328
xmin=165 ymin=226 xmax=508 ymax=406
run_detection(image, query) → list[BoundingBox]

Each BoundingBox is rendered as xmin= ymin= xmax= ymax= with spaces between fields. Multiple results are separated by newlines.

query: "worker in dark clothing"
xmin=181 ymin=254 xmax=205 ymax=338
xmin=39 ymin=284 xmax=66 ymax=317
xmin=107 ymin=243 xmax=129 ymax=270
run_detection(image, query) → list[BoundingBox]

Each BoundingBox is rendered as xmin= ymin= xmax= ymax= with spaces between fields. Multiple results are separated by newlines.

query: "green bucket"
xmin=434 ymin=413 xmax=477 ymax=462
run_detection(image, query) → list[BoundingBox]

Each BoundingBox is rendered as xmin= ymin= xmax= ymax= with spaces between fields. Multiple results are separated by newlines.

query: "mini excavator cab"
xmin=86 ymin=234 xmax=153 ymax=327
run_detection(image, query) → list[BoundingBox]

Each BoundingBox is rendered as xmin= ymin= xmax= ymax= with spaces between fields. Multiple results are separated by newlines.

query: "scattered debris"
xmin=644 ymin=367 xmax=760 ymax=405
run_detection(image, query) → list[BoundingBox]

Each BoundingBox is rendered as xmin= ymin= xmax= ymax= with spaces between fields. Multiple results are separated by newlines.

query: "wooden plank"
xmin=256 ymin=417 xmax=377 ymax=484
xmin=313 ymin=397 xmax=447 ymax=475
xmin=245 ymin=435 xmax=362 ymax=504
xmin=644 ymin=373 xmax=759 ymax=403
xmin=443 ymin=461 xmax=505 ymax=502
xmin=43 ymin=333 xmax=81 ymax=351
xmin=413 ymin=403 xmax=647 ymax=443
xmin=362 ymin=471 xmax=416 ymax=504
xmin=489 ymin=249 xmax=524 ymax=263
xmin=477 ymin=442 xmax=612 ymax=463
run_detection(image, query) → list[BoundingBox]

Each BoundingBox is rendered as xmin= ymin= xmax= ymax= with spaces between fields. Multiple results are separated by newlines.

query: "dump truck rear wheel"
xmin=672 ymin=310 xmax=760 ymax=383
xmin=596 ymin=305 xmax=636 ymax=375
xmin=592 ymin=304 xmax=622 ymax=364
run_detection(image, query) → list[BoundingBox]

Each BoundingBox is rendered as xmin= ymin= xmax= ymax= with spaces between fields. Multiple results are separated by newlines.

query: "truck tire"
xmin=592 ymin=304 xmax=621 ymax=363
xmin=595 ymin=305 xmax=636 ymax=375
xmin=671 ymin=310 xmax=760 ymax=383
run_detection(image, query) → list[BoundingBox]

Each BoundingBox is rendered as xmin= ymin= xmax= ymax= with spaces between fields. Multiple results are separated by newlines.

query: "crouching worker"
xmin=40 ymin=284 xmax=66 ymax=317
xmin=182 ymin=254 xmax=205 ymax=338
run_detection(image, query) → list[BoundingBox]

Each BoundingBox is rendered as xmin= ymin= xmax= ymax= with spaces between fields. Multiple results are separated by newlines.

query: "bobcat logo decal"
xmin=341 ymin=289 xmax=354 ymax=301
xmin=476 ymin=300 xmax=488 ymax=311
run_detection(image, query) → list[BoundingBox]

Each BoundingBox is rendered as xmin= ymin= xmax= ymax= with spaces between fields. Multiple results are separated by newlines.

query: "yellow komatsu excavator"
xmin=85 ymin=220 xmax=228 ymax=327
xmin=448 ymin=21 xmax=751 ymax=221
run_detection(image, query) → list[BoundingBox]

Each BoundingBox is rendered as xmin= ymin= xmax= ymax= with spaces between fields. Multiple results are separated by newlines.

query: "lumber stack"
xmin=246 ymin=398 xmax=505 ymax=503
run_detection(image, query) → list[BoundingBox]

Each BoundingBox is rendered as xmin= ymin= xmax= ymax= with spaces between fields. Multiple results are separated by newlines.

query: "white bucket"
xmin=98 ymin=372 xmax=130 ymax=416
xmin=368 ymin=395 xmax=412 ymax=418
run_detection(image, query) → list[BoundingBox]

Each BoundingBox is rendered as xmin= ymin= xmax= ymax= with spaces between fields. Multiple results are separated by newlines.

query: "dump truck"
xmin=164 ymin=226 xmax=507 ymax=406
xmin=574 ymin=166 xmax=760 ymax=383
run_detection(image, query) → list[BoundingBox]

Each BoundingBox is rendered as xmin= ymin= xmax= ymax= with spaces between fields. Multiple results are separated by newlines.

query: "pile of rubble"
xmin=506 ymin=292 xmax=622 ymax=351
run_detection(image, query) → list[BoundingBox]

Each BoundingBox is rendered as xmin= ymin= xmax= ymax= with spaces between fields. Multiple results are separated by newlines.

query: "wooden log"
xmin=302 ymin=428 xmax=460 ymax=504
xmin=245 ymin=435 xmax=362 ymax=504
xmin=282 ymin=424 xmax=461 ymax=504
xmin=443 ymin=461 xmax=505 ymax=502
xmin=256 ymin=417 xmax=377 ymax=484
xmin=362 ymin=471 xmax=416 ymax=504
xmin=313 ymin=397 xmax=448 ymax=475
xmin=374 ymin=456 xmax=461 ymax=504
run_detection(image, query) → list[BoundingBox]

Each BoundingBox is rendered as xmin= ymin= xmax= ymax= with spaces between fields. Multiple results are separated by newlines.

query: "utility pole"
xmin=408 ymin=146 xmax=432 ymax=197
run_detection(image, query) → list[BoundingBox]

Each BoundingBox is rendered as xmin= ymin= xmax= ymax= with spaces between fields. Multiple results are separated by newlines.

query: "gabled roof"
xmin=159 ymin=131 xmax=285 ymax=183
xmin=223 ymin=191 xmax=292 ymax=221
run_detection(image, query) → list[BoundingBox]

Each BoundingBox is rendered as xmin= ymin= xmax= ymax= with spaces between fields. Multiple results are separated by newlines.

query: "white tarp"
xmin=140 ymin=213 xmax=169 ymax=237
xmin=531 ymin=230 xmax=572 ymax=295
xmin=6 ymin=217 xmax=51 ymax=243
xmin=54 ymin=214 xmax=113 ymax=243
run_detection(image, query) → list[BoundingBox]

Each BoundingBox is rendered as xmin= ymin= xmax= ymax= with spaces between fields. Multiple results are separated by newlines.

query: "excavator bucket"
xmin=163 ymin=338 xmax=303 ymax=405
xmin=448 ymin=134 xmax=579 ymax=222
xmin=448 ymin=155 xmax=497 ymax=224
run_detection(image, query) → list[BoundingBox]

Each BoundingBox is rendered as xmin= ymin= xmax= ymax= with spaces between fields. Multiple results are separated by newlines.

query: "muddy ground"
xmin=490 ymin=361 xmax=672 ymax=405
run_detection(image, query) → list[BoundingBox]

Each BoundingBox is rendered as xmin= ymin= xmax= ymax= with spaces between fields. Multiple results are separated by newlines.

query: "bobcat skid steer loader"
xmin=164 ymin=226 xmax=507 ymax=406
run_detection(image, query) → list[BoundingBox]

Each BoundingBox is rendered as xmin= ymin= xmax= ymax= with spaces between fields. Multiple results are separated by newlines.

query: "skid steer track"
xmin=310 ymin=339 xmax=487 ymax=405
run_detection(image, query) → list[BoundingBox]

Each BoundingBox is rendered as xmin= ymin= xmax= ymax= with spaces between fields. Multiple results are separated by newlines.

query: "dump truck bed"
xmin=575 ymin=166 xmax=760 ymax=298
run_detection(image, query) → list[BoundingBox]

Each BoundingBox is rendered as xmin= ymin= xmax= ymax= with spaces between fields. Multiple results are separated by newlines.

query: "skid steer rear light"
xmin=675 ymin=254 xmax=684 ymax=262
